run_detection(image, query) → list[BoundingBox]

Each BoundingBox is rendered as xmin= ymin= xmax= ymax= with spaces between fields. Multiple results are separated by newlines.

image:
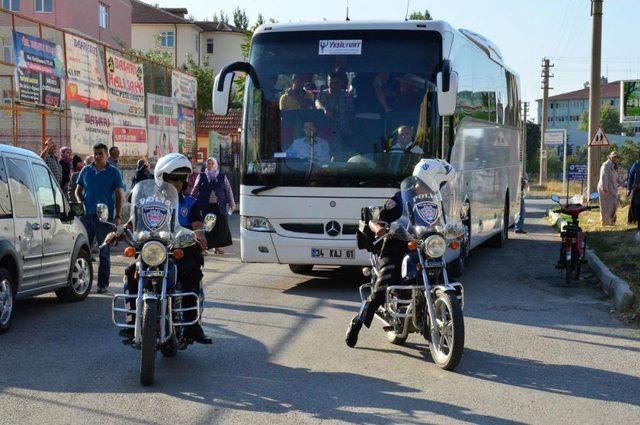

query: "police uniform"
xmin=124 ymin=193 xmax=205 ymax=333
xmin=360 ymin=191 xmax=406 ymax=328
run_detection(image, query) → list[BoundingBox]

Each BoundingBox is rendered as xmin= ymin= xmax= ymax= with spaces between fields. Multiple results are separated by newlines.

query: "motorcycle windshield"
xmin=129 ymin=179 xmax=179 ymax=240
xmin=398 ymin=175 xmax=445 ymax=235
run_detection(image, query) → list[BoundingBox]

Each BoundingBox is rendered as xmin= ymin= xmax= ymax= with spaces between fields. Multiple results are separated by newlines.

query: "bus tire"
xmin=489 ymin=195 xmax=509 ymax=248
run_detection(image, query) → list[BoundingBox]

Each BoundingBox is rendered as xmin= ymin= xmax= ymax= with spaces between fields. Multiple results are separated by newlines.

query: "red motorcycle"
xmin=551 ymin=193 xmax=599 ymax=284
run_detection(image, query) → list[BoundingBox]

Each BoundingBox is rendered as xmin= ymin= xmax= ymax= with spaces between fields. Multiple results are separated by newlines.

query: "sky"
xmin=146 ymin=0 xmax=640 ymax=122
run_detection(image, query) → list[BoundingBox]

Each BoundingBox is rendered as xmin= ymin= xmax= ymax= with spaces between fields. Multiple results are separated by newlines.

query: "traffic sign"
xmin=544 ymin=129 xmax=566 ymax=146
xmin=589 ymin=126 xmax=610 ymax=147
xmin=567 ymin=163 xmax=588 ymax=181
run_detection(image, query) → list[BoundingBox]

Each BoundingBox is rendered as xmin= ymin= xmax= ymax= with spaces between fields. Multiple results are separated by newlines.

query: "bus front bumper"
xmin=240 ymin=228 xmax=369 ymax=266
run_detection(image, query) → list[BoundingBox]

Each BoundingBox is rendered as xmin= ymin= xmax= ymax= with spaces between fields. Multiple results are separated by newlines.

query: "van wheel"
xmin=56 ymin=249 xmax=93 ymax=302
xmin=0 ymin=268 xmax=15 ymax=334
xmin=489 ymin=196 xmax=509 ymax=248
xmin=289 ymin=265 xmax=313 ymax=274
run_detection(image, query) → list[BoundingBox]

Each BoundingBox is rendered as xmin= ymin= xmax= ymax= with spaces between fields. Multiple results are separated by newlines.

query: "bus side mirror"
xmin=212 ymin=72 xmax=234 ymax=116
xmin=212 ymin=61 xmax=261 ymax=116
xmin=437 ymin=70 xmax=458 ymax=117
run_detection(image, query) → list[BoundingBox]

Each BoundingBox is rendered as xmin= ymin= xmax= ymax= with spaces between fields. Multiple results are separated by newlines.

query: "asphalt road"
xmin=1 ymin=199 xmax=639 ymax=424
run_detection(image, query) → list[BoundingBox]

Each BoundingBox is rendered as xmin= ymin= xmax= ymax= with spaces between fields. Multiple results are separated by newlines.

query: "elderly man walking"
xmin=75 ymin=143 xmax=124 ymax=293
xmin=598 ymin=151 xmax=623 ymax=226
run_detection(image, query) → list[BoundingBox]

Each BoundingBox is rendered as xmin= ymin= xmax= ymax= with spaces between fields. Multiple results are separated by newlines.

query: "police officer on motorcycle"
xmin=115 ymin=153 xmax=212 ymax=344
xmin=346 ymin=159 xmax=455 ymax=347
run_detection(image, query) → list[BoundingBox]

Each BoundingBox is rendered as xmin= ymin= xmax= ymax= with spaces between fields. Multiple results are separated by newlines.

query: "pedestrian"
xmin=68 ymin=155 xmax=84 ymax=201
xmin=184 ymin=156 xmax=199 ymax=195
xmin=514 ymin=175 xmax=529 ymax=234
xmin=627 ymin=150 xmax=640 ymax=230
xmin=39 ymin=138 xmax=63 ymax=186
xmin=75 ymin=143 xmax=125 ymax=294
xmin=59 ymin=146 xmax=73 ymax=192
xmin=130 ymin=158 xmax=152 ymax=189
xmin=191 ymin=157 xmax=235 ymax=255
xmin=597 ymin=151 xmax=623 ymax=226
xmin=108 ymin=146 xmax=120 ymax=168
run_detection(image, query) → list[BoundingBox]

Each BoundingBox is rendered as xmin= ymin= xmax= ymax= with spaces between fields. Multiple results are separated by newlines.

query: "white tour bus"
xmin=213 ymin=20 xmax=522 ymax=274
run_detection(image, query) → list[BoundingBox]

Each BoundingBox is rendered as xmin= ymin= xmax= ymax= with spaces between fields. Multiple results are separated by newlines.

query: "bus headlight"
xmin=141 ymin=241 xmax=167 ymax=266
xmin=241 ymin=216 xmax=274 ymax=232
xmin=424 ymin=235 xmax=446 ymax=258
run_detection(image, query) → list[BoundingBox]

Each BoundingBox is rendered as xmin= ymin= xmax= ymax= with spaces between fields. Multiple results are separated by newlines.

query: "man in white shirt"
xmin=390 ymin=125 xmax=422 ymax=154
xmin=286 ymin=121 xmax=331 ymax=163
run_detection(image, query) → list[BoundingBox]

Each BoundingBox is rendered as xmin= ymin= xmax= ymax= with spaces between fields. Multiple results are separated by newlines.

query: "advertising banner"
xmin=113 ymin=113 xmax=147 ymax=157
xmin=12 ymin=31 xmax=65 ymax=108
xmin=65 ymin=33 xmax=108 ymax=109
xmin=147 ymin=94 xmax=178 ymax=159
xmin=621 ymin=80 xmax=640 ymax=123
xmin=178 ymin=105 xmax=196 ymax=156
xmin=106 ymin=50 xmax=145 ymax=116
xmin=171 ymin=70 xmax=197 ymax=108
xmin=70 ymin=106 xmax=113 ymax=155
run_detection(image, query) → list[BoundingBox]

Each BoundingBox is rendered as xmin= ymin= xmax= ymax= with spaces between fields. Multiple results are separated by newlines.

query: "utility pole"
xmin=539 ymin=58 xmax=553 ymax=185
xmin=522 ymin=101 xmax=529 ymax=178
xmin=587 ymin=0 xmax=603 ymax=194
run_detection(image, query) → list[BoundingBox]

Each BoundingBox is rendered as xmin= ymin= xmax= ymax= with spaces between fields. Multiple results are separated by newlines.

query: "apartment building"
xmin=1 ymin=0 xmax=132 ymax=47
xmin=130 ymin=0 xmax=244 ymax=76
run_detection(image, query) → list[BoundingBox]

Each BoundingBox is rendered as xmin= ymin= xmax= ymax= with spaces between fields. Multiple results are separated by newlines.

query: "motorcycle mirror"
xmin=203 ymin=214 xmax=217 ymax=232
xmin=589 ymin=192 xmax=599 ymax=201
xmin=97 ymin=203 xmax=109 ymax=223
xmin=389 ymin=221 xmax=411 ymax=241
xmin=550 ymin=194 xmax=561 ymax=204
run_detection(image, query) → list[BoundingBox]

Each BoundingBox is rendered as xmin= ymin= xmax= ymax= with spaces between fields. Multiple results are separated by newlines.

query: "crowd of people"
xmin=39 ymin=138 xmax=235 ymax=293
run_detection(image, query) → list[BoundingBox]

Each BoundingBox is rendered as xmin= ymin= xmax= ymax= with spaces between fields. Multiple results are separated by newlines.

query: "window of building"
xmin=0 ymin=156 xmax=12 ymax=218
xmin=99 ymin=3 xmax=109 ymax=29
xmin=2 ymin=0 xmax=19 ymax=11
xmin=160 ymin=31 xmax=175 ymax=48
xmin=34 ymin=0 xmax=52 ymax=12
xmin=5 ymin=157 xmax=37 ymax=218
xmin=206 ymin=38 xmax=214 ymax=54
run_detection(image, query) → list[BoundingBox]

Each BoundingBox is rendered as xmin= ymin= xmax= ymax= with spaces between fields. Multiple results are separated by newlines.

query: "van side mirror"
xmin=436 ymin=60 xmax=458 ymax=117
xmin=69 ymin=202 xmax=85 ymax=218
xmin=212 ymin=61 xmax=260 ymax=116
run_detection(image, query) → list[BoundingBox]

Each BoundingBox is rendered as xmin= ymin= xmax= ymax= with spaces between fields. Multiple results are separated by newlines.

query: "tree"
xmin=408 ymin=10 xmax=432 ymax=20
xmin=213 ymin=11 xmax=229 ymax=23
xmin=233 ymin=7 xmax=250 ymax=31
xmin=181 ymin=57 xmax=214 ymax=119
xmin=578 ymin=104 xmax=623 ymax=134
xmin=525 ymin=121 xmax=540 ymax=176
xmin=618 ymin=139 xmax=640 ymax=170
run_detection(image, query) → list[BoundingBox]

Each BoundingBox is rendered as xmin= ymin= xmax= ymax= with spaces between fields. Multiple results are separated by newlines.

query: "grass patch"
xmin=572 ymin=206 xmax=640 ymax=319
xmin=530 ymin=180 xmax=588 ymax=199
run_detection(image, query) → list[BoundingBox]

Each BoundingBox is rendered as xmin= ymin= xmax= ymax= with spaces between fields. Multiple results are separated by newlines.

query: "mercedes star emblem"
xmin=325 ymin=221 xmax=341 ymax=237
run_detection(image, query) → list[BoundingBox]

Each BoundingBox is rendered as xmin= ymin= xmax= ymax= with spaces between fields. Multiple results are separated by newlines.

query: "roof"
xmin=195 ymin=21 xmax=245 ymax=34
xmin=544 ymin=81 xmax=621 ymax=102
xmin=254 ymin=20 xmax=455 ymax=35
xmin=0 ymin=144 xmax=41 ymax=160
xmin=161 ymin=8 xmax=188 ymax=17
xmin=131 ymin=0 xmax=194 ymax=25
xmin=199 ymin=110 xmax=243 ymax=135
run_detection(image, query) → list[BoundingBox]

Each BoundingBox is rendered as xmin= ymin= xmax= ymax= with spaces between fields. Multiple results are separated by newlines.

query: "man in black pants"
xmin=346 ymin=191 xmax=405 ymax=347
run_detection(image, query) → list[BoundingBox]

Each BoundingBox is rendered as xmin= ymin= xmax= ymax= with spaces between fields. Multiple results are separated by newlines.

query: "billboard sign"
xmin=621 ymin=80 xmax=640 ymax=123
xmin=178 ymin=105 xmax=196 ymax=157
xmin=567 ymin=163 xmax=588 ymax=182
xmin=65 ymin=33 xmax=108 ymax=109
xmin=106 ymin=50 xmax=145 ymax=117
xmin=113 ymin=113 xmax=147 ymax=157
xmin=544 ymin=129 xmax=566 ymax=146
xmin=69 ymin=106 xmax=113 ymax=155
xmin=12 ymin=31 xmax=65 ymax=109
xmin=171 ymin=70 xmax=197 ymax=108
xmin=147 ymin=94 xmax=178 ymax=159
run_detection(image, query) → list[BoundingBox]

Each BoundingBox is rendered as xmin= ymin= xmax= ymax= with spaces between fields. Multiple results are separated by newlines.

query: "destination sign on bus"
xmin=318 ymin=40 xmax=362 ymax=55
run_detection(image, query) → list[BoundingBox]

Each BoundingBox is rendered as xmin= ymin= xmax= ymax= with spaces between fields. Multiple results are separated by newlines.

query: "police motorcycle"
xmin=351 ymin=159 xmax=466 ymax=370
xmin=97 ymin=179 xmax=216 ymax=386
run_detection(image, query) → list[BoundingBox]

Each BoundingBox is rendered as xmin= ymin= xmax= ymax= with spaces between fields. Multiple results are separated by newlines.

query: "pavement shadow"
xmin=458 ymin=348 xmax=640 ymax=407
xmin=204 ymin=300 xmax=324 ymax=320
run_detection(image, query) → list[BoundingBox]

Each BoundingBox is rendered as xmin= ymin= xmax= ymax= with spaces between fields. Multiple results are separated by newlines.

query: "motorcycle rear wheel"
xmin=429 ymin=291 xmax=464 ymax=371
xmin=140 ymin=298 xmax=158 ymax=386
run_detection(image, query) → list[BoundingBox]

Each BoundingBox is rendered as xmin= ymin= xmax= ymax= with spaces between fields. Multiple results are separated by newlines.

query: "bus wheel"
xmin=289 ymin=265 xmax=313 ymax=274
xmin=489 ymin=196 xmax=509 ymax=248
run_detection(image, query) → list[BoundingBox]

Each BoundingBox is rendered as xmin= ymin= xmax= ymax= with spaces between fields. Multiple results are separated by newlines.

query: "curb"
xmin=547 ymin=210 xmax=635 ymax=312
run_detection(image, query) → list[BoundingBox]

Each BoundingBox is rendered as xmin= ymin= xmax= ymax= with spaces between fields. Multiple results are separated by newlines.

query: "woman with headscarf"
xmin=59 ymin=146 xmax=73 ymax=192
xmin=191 ymin=157 xmax=236 ymax=254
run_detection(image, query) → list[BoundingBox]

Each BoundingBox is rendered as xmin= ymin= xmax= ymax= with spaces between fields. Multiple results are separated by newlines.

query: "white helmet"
xmin=412 ymin=159 xmax=455 ymax=191
xmin=154 ymin=153 xmax=192 ymax=187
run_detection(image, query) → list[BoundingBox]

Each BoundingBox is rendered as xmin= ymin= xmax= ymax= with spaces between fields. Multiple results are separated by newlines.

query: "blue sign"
xmin=568 ymin=164 xmax=588 ymax=181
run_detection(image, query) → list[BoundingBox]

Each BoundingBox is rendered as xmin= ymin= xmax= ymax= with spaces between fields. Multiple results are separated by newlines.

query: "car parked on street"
xmin=0 ymin=144 xmax=92 ymax=334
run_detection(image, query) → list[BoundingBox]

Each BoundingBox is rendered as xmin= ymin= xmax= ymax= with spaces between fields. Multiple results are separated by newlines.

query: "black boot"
xmin=188 ymin=324 xmax=212 ymax=344
xmin=345 ymin=315 xmax=362 ymax=348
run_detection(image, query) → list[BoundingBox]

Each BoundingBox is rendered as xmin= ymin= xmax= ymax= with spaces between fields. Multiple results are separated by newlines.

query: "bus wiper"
xmin=251 ymin=185 xmax=279 ymax=195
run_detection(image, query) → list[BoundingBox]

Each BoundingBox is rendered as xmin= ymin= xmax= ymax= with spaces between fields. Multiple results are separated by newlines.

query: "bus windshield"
xmin=243 ymin=30 xmax=442 ymax=188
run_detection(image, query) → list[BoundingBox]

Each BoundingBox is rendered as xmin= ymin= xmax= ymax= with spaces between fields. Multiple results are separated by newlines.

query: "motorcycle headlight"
xmin=424 ymin=235 xmax=446 ymax=258
xmin=141 ymin=241 xmax=167 ymax=266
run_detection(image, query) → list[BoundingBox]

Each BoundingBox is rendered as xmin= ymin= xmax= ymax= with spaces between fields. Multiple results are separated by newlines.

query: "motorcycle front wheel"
xmin=140 ymin=298 xmax=158 ymax=386
xmin=429 ymin=291 xmax=464 ymax=371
